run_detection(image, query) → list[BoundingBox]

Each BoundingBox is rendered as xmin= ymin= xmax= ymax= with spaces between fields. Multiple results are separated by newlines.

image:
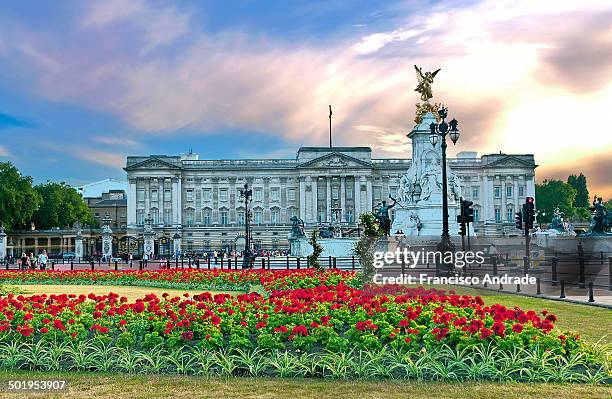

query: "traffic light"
xmin=515 ymin=210 xmax=523 ymax=229
xmin=525 ymin=196 xmax=535 ymax=229
xmin=459 ymin=221 xmax=466 ymax=236
xmin=464 ymin=200 xmax=474 ymax=222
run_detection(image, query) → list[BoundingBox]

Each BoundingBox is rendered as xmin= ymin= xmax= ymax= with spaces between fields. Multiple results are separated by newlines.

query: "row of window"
xmin=492 ymin=185 xmax=526 ymax=199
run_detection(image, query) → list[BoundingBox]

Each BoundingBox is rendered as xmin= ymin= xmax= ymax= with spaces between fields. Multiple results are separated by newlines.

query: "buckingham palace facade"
xmin=124 ymin=147 xmax=536 ymax=252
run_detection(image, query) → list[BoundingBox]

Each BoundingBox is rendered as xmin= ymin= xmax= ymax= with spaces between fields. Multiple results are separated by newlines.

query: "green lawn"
xmin=0 ymin=372 xmax=609 ymax=399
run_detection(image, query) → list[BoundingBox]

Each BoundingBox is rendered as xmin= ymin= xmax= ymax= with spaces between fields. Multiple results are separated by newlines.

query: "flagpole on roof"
xmin=329 ymin=105 xmax=332 ymax=148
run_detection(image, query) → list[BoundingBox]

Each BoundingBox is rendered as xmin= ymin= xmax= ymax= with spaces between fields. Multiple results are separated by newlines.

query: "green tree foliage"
xmin=535 ymin=180 xmax=577 ymax=224
xmin=307 ymin=229 xmax=323 ymax=269
xmin=567 ymin=173 xmax=589 ymax=208
xmin=354 ymin=212 xmax=383 ymax=285
xmin=0 ymin=162 xmax=41 ymax=230
xmin=31 ymin=182 xmax=93 ymax=229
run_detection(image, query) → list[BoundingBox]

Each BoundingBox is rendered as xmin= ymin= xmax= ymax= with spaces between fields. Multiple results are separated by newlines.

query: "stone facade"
xmin=125 ymin=146 xmax=537 ymax=253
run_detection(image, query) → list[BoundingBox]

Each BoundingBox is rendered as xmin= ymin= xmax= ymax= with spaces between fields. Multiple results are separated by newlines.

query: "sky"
xmin=0 ymin=0 xmax=611 ymax=198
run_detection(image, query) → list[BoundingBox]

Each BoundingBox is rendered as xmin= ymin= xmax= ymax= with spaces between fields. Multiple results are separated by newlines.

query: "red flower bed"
xmin=0 ymin=282 xmax=577 ymax=354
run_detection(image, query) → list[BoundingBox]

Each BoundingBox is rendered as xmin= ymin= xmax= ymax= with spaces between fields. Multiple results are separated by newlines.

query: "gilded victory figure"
xmin=414 ymin=65 xmax=443 ymax=124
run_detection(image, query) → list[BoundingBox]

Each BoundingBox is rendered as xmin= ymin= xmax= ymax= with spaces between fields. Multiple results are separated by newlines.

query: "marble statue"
xmin=549 ymin=207 xmax=566 ymax=232
xmin=419 ymin=159 xmax=443 ymax=202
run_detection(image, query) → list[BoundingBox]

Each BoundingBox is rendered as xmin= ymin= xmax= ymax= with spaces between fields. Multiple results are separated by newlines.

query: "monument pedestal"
xmin=289 ymin=237 xmax=358 ymax=258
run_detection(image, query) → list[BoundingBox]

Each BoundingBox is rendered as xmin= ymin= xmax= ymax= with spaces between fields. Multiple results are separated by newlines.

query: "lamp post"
xmin=429 ymin=107 xmax=460 ymax=274
xmin=240 ymin=183 xmax=253 ymax=252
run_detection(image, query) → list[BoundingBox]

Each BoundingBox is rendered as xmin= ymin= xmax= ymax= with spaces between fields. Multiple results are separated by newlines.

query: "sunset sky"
xmin=0 ymin=0 xmax=611 ymax=198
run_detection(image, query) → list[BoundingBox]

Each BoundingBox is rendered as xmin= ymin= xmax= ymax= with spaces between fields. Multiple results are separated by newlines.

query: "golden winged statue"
xmin=414 ymin=65 xmax=441 ymax=102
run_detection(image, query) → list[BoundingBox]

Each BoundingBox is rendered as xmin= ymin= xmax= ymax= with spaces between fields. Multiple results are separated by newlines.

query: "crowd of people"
xmin=15 ymin=250 xmax=49 ymax=270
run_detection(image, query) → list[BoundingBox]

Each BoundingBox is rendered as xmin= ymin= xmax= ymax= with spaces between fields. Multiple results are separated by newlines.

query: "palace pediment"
xmin=124 ymin=157 xmax=181 ymax=171
xmin=484 ymin=155 xmax=536 ymax=169
xmin=297 ymin=152 xmax=371 ymax=169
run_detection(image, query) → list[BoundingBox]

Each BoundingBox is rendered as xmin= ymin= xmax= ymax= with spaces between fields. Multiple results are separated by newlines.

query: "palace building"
xmin=124 ymin=146 xmax=537 ymax=254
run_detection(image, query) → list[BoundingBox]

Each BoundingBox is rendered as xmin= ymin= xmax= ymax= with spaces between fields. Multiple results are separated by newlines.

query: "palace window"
xmin=346 ymin=208 xmax=354 ymax=223
xmin=163 ymin=209 xmax=172 ymax=225
xmin=472 ymin=187 xmax=479 ymax=199
xmin=506 ymin=185 xmax=513 ymax=198
xmin=219 ymin=189 xmax=228 ymax=202
xmin=288 ymin=189 xmax=296 ymax=201
xmin=220 ymin=210 xmax=229 ymax=226
xmin=203 ymin=209 xmax=211 ymax=226
xmin=137 ymin=189 xmax=145 ymax=202
xmin=518 ymin=186 xmax=525 ymax=197
xmin=346 ymin=186 xmax=354 ymax=199
xmin=494 ymin=186 xmax=501 ymax=198
xmin=332 ymin=185 xmax=339 ymax=200
xmin=151 ymin=208 xmax=159 ymax=224
xmin=373 ymin=186 xmax=382 ymax=200
xmin=151 ymin=189 xmax=158 ymax=202
xmin=494 ymin=207 xmax=501 ymax=222
xmin=318 ymin=208 xmax=326 ymax=223
xmin=271 ymin=208 xmax=280 ymax=225
xmin=237 ymin=211 xmax=245 ymax=225
xmin=507 ymin=207 xmax=514 ymax=222
xmin=202 ymin=189 xmax=212 ymax=202
xmin=270 ymin=188 xmax=280 ymax=202
xmin=185 ymin=189 xmax=194 ymax=202
xmin=254 ymin=210 xmax=263 ymax=225
xmin=136 ymin=209 xmax=145 ymax=225
xmin=185 ymin=209 xmax=195 ymax=226
xmin=473 ymin=208 xmax=479 ymax=222
xmin=164 ymin=189 xmax=172 ymax=202
xmin=254 ymin=189 xmax=263 ymax=202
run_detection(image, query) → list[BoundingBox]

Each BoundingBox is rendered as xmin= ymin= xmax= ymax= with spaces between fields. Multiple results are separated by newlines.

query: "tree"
xmin=567 ymin=174 xmax=589 ymax=208
xmin=535 ymin=180 xmax=576 ymax=224
xmin=353 ymin=212 xmax=383 ymax=285
xmin=307 ymin=229 xmax=323 ymax=269
xmin=0 ymin=162 xmax=41 ymax=231
xmin=31 ymin=182 xmax=93 ymax=229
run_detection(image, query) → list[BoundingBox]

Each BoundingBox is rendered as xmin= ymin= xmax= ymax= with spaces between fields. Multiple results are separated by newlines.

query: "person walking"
xmin=128 ymin=253 xmax=133 ymax=269
xmin=29 ymin=252 xmax=37 ymax=270
xmin=142 ymin=252 xmax=149 ymax=268
xmin=20 ymin=253 xmax=29 ymax=271
xmin=38 ymin=250 xmax=48 ymax=270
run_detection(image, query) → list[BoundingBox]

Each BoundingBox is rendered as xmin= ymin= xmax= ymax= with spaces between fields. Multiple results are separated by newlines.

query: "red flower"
xmin=512 ymin=324 xmax=523 ymax=333
xmin=211 ymin=315 xmax=221 ymax=325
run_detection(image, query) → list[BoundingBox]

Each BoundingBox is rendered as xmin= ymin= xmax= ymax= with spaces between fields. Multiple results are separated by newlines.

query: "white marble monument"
xmin=0 ymin=226 xmax=6 ymax=260
xmin=392 ymin=112 xmax=473 ymax=237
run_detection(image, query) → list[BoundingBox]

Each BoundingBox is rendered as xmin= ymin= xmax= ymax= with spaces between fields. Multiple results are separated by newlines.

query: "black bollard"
xmin=551 ymin=257 xmax=558 ymax=286
xmin=328 ymin=256 xmax=332 ymax=268
xmin=297 ymin=257 xmax=301 ymax=270
xmin=588 ymin=282 xmax=594 ymax=303
xmin=114 ymin=261 xmax=118 ymax=271
xmin=207 ymin=258 xmax=211 ymax=270
xmin=492 ymin=257 xmax=498 ymax=276
xmin=560 ymin=280 xmax=566 ymax=298
xmin=579 ymin=257 xmax=586 ymax=288
xmin=286 ymin=256 xmax=290 ymax=270
xmin=523 ymin=256 xmax=529 ymax=276
xmin=516 ymin=283 xmax=521 ymax=293
xmin=333 ymin=257 xmax=337 ymax=269
xmin=352 ymin=256 xmax=355 ymax=271
xmin=90 ymin=261 xmax=94 ymax=271
xmin=536 ymin=278 xmax=541 ymax=295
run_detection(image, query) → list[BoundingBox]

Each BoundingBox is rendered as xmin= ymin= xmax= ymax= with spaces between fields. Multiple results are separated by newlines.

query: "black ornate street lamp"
xmin=240 ymin=183 xmax=253 ymax=252
xmin=429 ymin=107 xmax=460 ymax=274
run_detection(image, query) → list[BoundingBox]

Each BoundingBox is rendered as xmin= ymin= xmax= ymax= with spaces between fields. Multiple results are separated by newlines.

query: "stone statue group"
xmin=587 ymin=196 xmax=611 ymax=235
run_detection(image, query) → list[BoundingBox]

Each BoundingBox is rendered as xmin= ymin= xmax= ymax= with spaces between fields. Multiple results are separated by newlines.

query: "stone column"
xmin=102 ymin=229 xmax=113 ymax=260
xmin=313 ymin=177 xmax=318 ymax=223
xmin=173 ymin=232 xmax=182 ymax=258
xmin=75 ymin=231 xmax=83 ymax=261
xmin=0 ymin=226 xmax=6 ymax=260
xmin=340 ymin=176 xmax=346 ymax=222
xmin=299 ymin=177 xmax=306 ymax=221
xmin=326 ymin=177 xmax=331 ymax=222
xmin=354 ymin=178 xmax=361 ymax=217
xmin=366 ymin=177 xmax=373 ymax=212
xmin=172 ymin=179 xmax=179 ymax=226
xmin=128 ymin=179 xmax=137 ymax=227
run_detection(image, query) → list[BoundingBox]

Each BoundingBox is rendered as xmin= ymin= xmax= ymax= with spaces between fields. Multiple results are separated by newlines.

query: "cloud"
xmin=81 ymin=0 xmax=190 ymax=52
xmin=42 ymin=142 xmax=125 ymax=170
xmin=1 ymin=0 xmax=612 ymax=196
xmin=537 ymin=152 xmax=612 ymax=199
xmin=92 ymin=136 xmax=139 ymax=147
xmin=0 ymin=145 xmax=9 ymax=157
